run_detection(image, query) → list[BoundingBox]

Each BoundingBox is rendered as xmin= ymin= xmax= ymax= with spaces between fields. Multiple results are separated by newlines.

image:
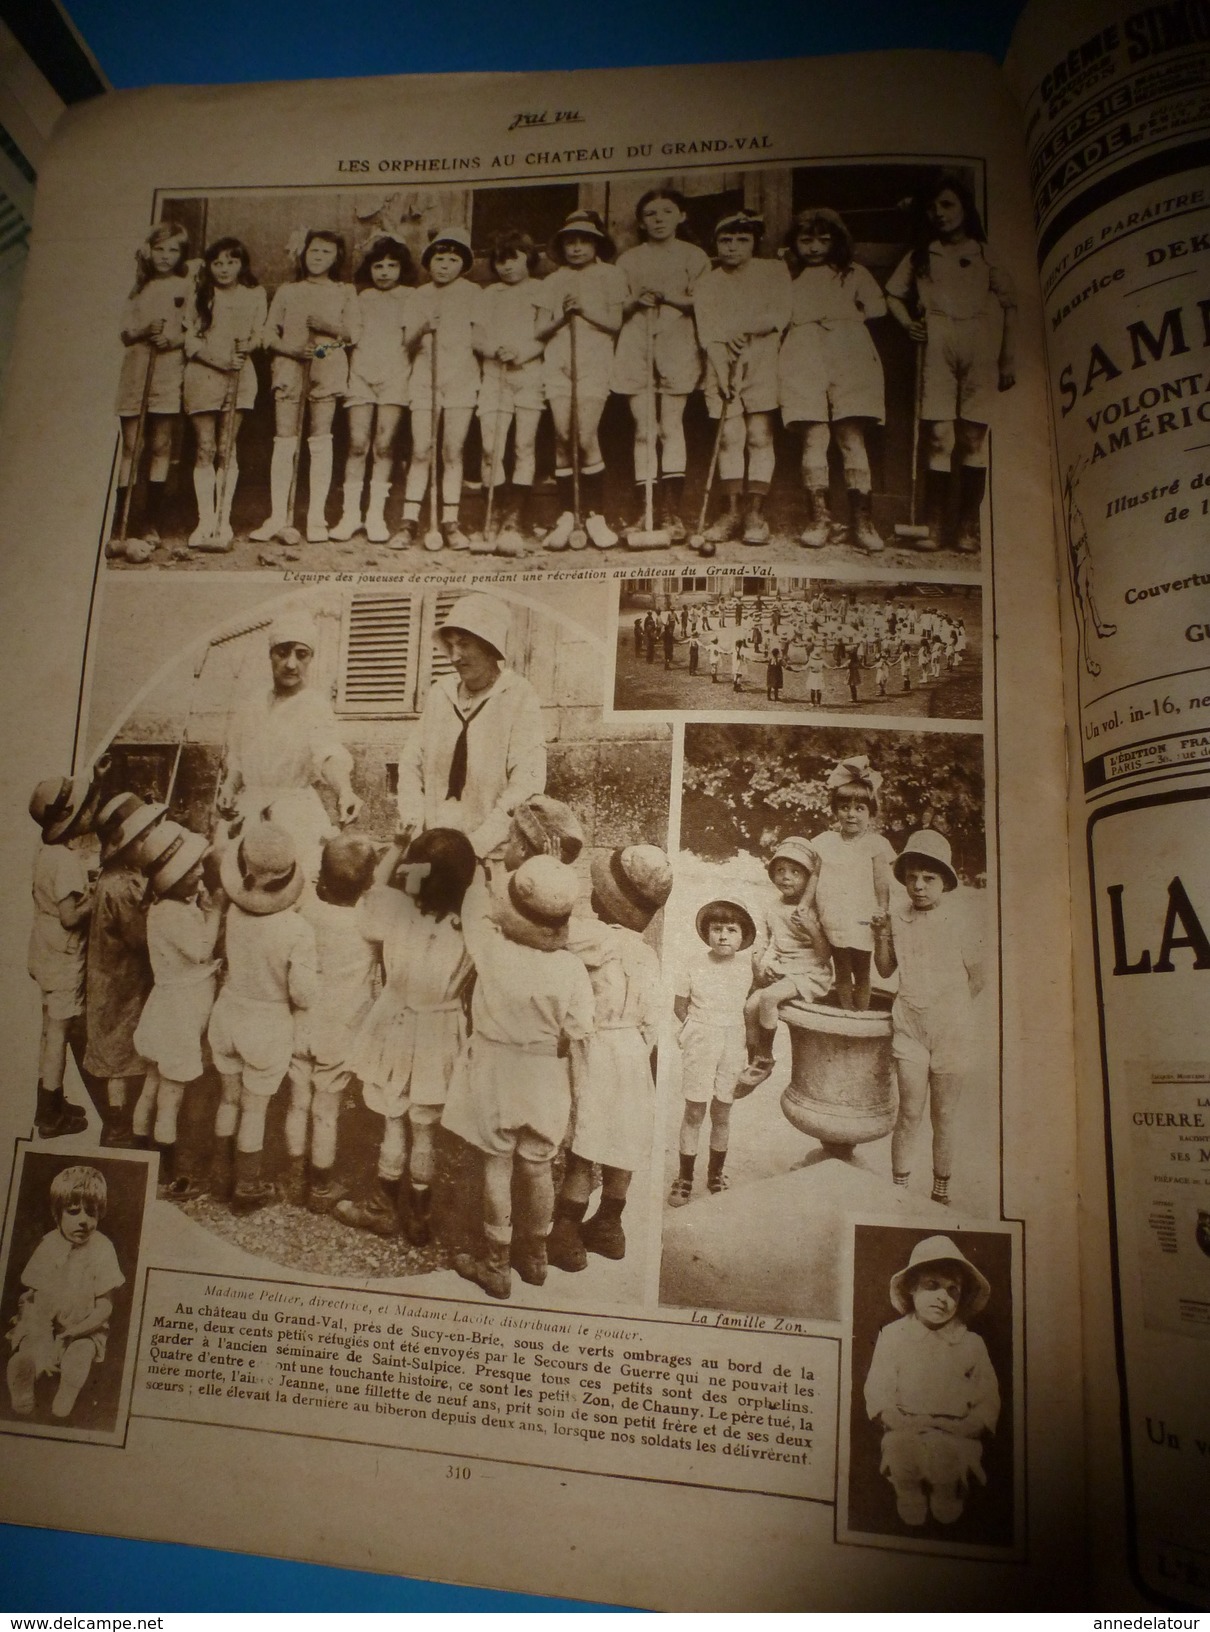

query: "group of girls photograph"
xmin=104 ymin=162 xmax=1013 ymax=571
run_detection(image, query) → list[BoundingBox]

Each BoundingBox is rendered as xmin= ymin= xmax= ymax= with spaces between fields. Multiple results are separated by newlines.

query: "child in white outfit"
xmin=872 ymin=829 xmax=984 ymax=1207
xmin=670 ymin=898 xmax=756 ymax=1206
xmin=338 ymin=829 xmax=476 ymax=1246
xmin=779 ymin=208 xmax=887 ymax=553
xmin=806 ymin=756 xmax=894 ymax=1010
xmin=442 ymin=856 xmax=595 ymax=1299
xmin=886 ymin=172 xmax=1016 ymax=554
xmin=207 ymin=822 xmax=317 ymax=1213
xmin=550 ymin=845 xmax=672 ymax=1275
xmin=131 ymin=822 xmax=221 ymax=1199
xmin=285 ymin=834 xmax=379 ymax=1214
xmin=7 ymin=1166 xmax=124 ymax=1420
xmin=864 ymin=1233 xmax=1000 ymax=1526
xmin=737 ymin=837 xmax=832 ymax=1093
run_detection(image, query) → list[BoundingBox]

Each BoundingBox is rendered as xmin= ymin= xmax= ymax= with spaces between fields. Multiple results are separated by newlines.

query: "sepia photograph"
xmin=0 ymin=1146 xmax=152 ymax=1442
xmin=659 ymin=721 xmax=994 ymax=1321
xmin=98 ymin=160 xmax=1007 ymax=577
xmin=612 ymin=572 xmax=982 ymax=719
xmin=28 ymin=579 xmax=672 ymax=1309
xmin=839 ymin=1221 xmax=1018 ymax=1555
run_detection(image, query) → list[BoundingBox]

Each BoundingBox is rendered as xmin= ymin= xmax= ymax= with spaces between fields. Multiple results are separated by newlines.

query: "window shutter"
xmin=336 ymin=592 xmax=419 ymax=717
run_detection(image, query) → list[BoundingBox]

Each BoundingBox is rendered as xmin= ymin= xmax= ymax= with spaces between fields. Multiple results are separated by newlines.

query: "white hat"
xmin=438 ymin=594 xmax=511 ymax=661
xmin=890 ymin=1235 xmax=990 ymax=1316
xmin=268 ymin=610 xmax=318 ymax=652
xmin=893 ymin=829 xmax=958 ymax=891
xmin=590 ymin=844 xmax=673 ymax=933
xmin=142 ymin=821 xmax=209 ymax=897
xmin=422 ymin=226 xmax=474 ymax=269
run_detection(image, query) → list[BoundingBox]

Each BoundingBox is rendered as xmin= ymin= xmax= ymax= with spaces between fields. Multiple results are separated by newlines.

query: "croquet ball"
xmin=698 ymin=539 xmax=717 ymax=558
xmin=123 ymin=538 xmax=155 ymax=563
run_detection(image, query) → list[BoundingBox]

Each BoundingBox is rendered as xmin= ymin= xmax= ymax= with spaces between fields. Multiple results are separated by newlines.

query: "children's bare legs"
xmin=6 ymin=1344 xmax=37 ymax=1413
xmin=628 ymin=389 xmax=689 ymax=534
xmin=39 ymin=1011 xmax=70 ymax=1096
xmin=832 ymin=946 xmax=873 ymax=1011
xmin=892 ymin=1061 xmax=963 ymax=1201
xmin=334 ymin=404 xmax=401 ymax=541
xmin=742 ymin=411 xmax=774 ymax=541
xmin=740 ymin=977 xmax=795 ymax=1091
xmin=401 ymin=405 xmax=472 ymax=544
xmin=672 ymin=1097 xmax=731 ymax=1202
xmin=52 ymin=1338 xmax=96 ymax=1418
xmin=35 ymin=1007 xmax=89 ymax=1138
xmin=116 ymin=414 xmax=173 ymax=541
xmin=402 ymin=1103 xmax=440 ymax=1244
xmin=548 ymin=394 xmax=614 ymax=545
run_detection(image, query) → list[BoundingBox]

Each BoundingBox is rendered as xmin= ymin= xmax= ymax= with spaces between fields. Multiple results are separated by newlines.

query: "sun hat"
xmin=590 ymin=845 xmax=673 ymax=933
xmin=30 ymin=774 xmax=91 ymax=843
xmin=553 ymin=208 xmax=608 ymax=242
xmin=318 ymin=833 xmax=377 ymax=902
xmin=437 ymin=593 xmax=511 ymax=661
xmin=890 ymin=1234 xmax=990 ymax=1317
xmin=491 ymin=854 xmax=579 ymax=951
xmin=695 ymin=897 xmax=756 ymax=949
xmin=768 ymin=836 xmax=815 ymax=879
xmin=100 ymin=796 xmax=167 ymax=864
xmin=268 ymin=609 xmax=318 ymax=652
xmin=714 ymin=208 xmax=764 ymax=239
xmin=512 ymin=796 xmax=584 ymax=865
xmin=421 ymin=225 xmax=473 ymax=271
xmin=141 ymin=821 xmax=210 ymax=897
xmin=892 ymin=828 xmax=958 ymax=891
xmin=219 ymin=820 xmax=305 ymax=915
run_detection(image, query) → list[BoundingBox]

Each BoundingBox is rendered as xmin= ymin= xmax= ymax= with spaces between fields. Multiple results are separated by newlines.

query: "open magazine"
xmin=0 ymin=0 xmax=1205 ymax=1609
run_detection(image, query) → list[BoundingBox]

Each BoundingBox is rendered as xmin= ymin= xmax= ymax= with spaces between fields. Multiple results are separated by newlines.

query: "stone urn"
xmin=779 ymin=995 xmax=897 ymax=1156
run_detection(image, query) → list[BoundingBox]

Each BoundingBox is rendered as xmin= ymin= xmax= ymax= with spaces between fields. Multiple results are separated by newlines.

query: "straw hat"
xmin=100 ymin=796 xmax=167 ymax=864
xmin=695 ymin=898 xmax=756 ymax=950
xmin=421 ymin=225 xmax=473 ymax=270
xmin=892 ymin=828 xmax=958 ymax=891
xmin=318 ymin=833 xmax=377 ymax=902
xmin=554 ymin=208 xmax=608 ymax=242
xmin=219 ymin=821 xmax=305 ymax=915
xmin=889 ymin=1235 xmax=990 ymax=1317
xmin=590 ymin=845 xmax=673 ymax=933
xmin=491 ymin=855 xmax=579 ymax=951
xmin=768 ymin=836 xmax=815 ymax=879
xmin=142 ymin=821 xmax=209 ymax=898
xmin=30 ymin=774 xmax=90 ymax=843
xmin=438 ymin=593 xmax=511 ymax=661
xmin=512 ymin=796 xmax=584 ymax=864
xmin=268 ymin=610 xmax=318 ymax=652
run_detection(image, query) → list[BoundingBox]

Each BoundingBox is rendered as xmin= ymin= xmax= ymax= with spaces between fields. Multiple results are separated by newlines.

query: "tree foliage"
xmin=681 ymin=724 xmax=986 ymax=883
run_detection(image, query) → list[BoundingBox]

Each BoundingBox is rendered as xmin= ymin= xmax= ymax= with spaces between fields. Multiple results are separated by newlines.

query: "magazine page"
xmin=0 ymin=50 xmax=1080 ymax=1609
xmin=1008 ymin=0 xmax=1210 ymax=1609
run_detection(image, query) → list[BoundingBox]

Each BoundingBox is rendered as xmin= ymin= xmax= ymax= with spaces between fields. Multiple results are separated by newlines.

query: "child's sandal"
xmin=667 ymin=1176 xmax=693 ymax=1207
xmin=707 ymin=1173 xmax=729 ymax=1195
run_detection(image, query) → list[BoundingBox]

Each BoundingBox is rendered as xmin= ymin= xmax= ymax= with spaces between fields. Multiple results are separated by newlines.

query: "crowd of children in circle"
xmin=630 ymin=591 xmax=969 ymax=704
xmin=110 ymin=169 xmax=1014 ymax=562
xmin=671 ymin=757 xmax=983 ymax=1213
xmin=24 ymin=596 xmax=679 ymax=1305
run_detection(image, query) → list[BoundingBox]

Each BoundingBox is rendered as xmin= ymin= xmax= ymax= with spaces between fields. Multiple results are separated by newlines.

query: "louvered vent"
xmin=337 ymin=593 xmax=417 ymax=716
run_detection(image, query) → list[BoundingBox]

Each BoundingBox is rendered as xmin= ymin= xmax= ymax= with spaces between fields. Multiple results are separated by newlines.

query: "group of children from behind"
xmin=112 ymin=170 xmax=1014 ymax=559
xmin=26 ymin=755 xmax=674 ymax=1306
xmin=672 ymin=755 xmax=983 ymax=1210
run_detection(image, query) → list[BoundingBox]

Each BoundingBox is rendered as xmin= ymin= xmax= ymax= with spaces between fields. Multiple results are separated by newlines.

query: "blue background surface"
xmin=5 ymin=0 xmax=1026 ymax=1612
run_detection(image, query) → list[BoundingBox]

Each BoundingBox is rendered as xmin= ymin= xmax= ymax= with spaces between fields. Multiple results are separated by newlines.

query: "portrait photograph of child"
xmin=0 ymin=1148 xmax=152 ymax=1442
xmin=840 ymin=1220 xmax=1020 ymax=1556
